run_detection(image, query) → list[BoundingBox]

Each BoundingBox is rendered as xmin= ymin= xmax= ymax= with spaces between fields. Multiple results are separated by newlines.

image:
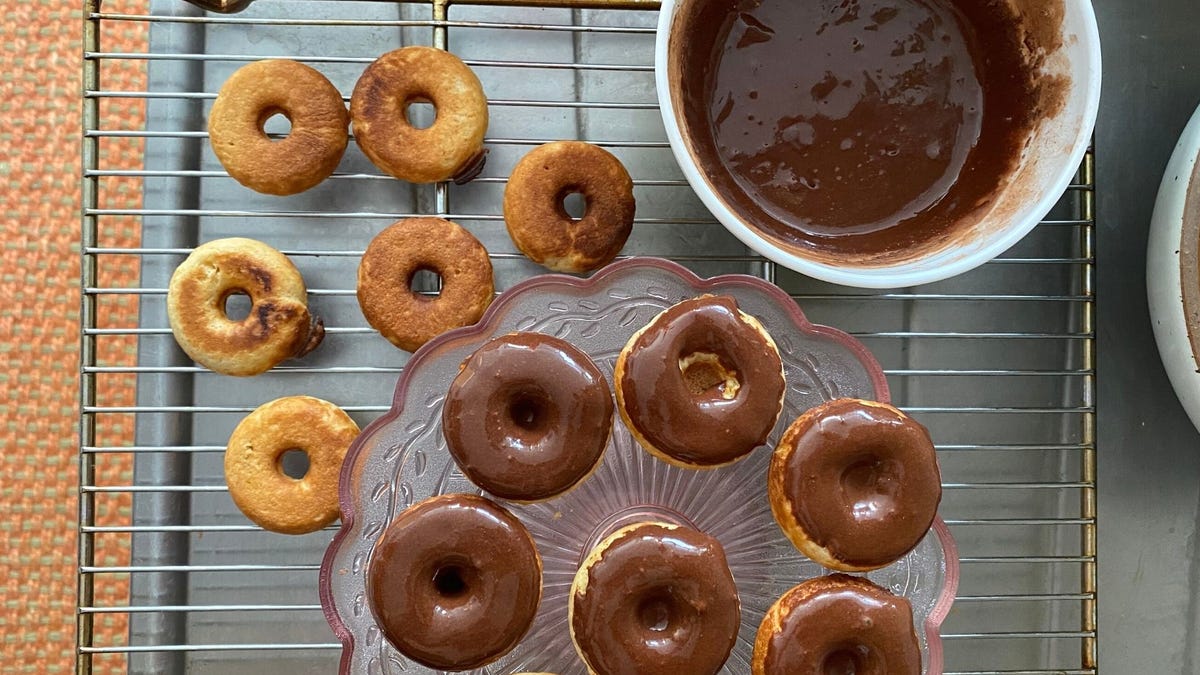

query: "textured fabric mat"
xmin=1 ymin=1 xmax=147 ymax=671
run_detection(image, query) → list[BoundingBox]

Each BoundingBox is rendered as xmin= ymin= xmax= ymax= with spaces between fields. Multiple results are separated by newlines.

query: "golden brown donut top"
xmin=774 ymin=399 xmax=941 ymax=569
xmin=571 ymin=522 xmax=740 ymax=675
xmin=356 ymin=217 xmax=494 ymax=353
xmin=618 ymin=295 xmax=785 ymax=467
xmin=167 ymin=237 xmax=323 ymax=376
xmin=367 ymin=494 xmax=542 ymax=671
xmin=350 ymin=46 xmax=489 ymax=184
xmin=503 ymin=141 xmax=636 ymax=273
xmin=442 ymin=332 xmax=614 ymax=502
xmin=207 ymin=59 xmax=349 ymax=195
xmin=754 ymin=574 xmax=920 ymax=675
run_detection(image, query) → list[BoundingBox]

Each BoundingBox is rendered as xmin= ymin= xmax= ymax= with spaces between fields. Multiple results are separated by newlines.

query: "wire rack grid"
xmin=78 ymin=1 xmax=1097 ymax=673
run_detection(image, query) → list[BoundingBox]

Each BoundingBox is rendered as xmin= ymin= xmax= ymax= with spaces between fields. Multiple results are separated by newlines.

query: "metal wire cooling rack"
xmin=78 ymin=1 xmax=1097 ymax=673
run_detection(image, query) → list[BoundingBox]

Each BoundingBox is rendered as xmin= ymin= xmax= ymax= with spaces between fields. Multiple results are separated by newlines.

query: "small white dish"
xmin=654 ymin=0 xmax=1102 ymax=289
xmin=1148 ymin=102 xmax=1200 ymax=434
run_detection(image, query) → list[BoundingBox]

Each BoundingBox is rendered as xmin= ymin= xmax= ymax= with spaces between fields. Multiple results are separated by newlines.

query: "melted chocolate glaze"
xmin=759 ymin=574 xmax=920 ymax=674
xmin=571 ymin=523 xmax=740 ymax=675
xmin=673 ymin=0 xmax=1051 ymax=262
xmin=618 ymin=296 xmax=785 ymax=466
xmin=366 ymin=494 xmax=541 ymax=671
xmin=443 ymin=332 xmax=614 ymax=502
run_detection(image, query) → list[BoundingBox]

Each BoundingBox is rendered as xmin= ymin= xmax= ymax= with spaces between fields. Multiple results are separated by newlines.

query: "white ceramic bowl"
xmin=655 ymin=1 xmax=1102 ymax=289
xmin=1148 ymin=102 xmax=1200 ymax=434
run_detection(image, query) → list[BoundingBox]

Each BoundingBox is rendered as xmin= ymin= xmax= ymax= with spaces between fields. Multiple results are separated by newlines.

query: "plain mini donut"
xmin=167 ymin=237 xmax=324 ymax=376
xmin=504 ymin=141 xmax=635 ymax=273
xmin=351 ymin=46 xmax=489 ymax=184
xmin=356 ymin=217 xmax=494 ymax=352
xmin=224 ymin=396 xmax=360 ymax=535
xmin=208 ymin=59 xmax=349 ymax=195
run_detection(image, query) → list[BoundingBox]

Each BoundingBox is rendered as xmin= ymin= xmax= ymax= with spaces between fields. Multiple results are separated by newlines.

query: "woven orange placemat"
xmin=1 ymin=1 xmax=146 ymax=671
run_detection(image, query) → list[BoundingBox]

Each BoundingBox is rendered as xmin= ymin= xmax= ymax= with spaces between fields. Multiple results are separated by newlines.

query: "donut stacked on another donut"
xmin=367 ymin=494 xmax=542 ymax=671
xmin=351 ymin=46 xmax=489 ymax=184
xmin=504 ymin=141 xmax=636 ymax=273
xmin=224 ymin=396 xmax=360 ymax=535
xmin=443 ymin=332 xmax=614 ymax=503
xmin=752 ymin=574 xmax=921 ymax=675
xmin=208 ymin=60 xmax=349 ymax=196
xmin=167 ymin=238 xmax=324 ymax=376
xmin=769 ymin=398 xmax=942 ymax=572
xmin=569 ymin=522 xmax=740 ymax=675
xmin=357 ymin=217 xmax=495 ymax=353
xmin=615 ymin=295 xmax=786 ymax=469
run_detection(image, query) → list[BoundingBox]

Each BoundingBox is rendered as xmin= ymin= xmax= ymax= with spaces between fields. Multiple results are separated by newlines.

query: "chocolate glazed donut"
xmin=769 ymin=398 xmax=942 ymax=572
xmin=367 ymin=494 xmax=542 ymax=671
xmin=615 ymin=295 xmax=786 ymax=468
xmin=442 ymin=332 xmax=614 ymax=502
xmin=570 ymin=522 xmax=740 ymax=675
xmin=752 ymin=574 xmax=921 ymax=675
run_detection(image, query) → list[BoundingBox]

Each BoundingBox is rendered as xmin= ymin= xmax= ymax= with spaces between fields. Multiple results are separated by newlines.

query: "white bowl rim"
xmin=654 ymin=0 xmax=1103 ymax=289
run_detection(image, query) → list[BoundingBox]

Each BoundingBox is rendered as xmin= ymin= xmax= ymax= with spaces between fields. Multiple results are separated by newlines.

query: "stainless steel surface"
xmin=80 ymin=1 xmax=1096 ymax=673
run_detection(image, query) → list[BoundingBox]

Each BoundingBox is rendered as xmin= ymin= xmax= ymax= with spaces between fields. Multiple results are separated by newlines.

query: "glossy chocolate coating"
xmin=617 ymin=296 xmax=785 ymax=466
xmin=774 ymin=399 xmax=941 ymax=569
xmin=366 ymin=494 xmax=541 ymax=671
xmin=672 ymin=0 xmax=1053 ymax=261
xmin=443 ymin=332 xmax=614 ymax=501
xmin=571 ymin=523 xmax=740 ymax=675
xmin=756 ymin=574 xmax=920 ymax=675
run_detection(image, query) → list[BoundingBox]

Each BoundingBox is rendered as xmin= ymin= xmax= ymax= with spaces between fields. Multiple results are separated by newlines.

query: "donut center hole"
xmin=560 ymin=191 xmax=588 ymax=222
xmin=508 ymin=392 xmax=550 ymax=434
xmin=276 ymin=448 xmax=310 ymax=480
xmin=637 ymin=594 xmax=673 ymax=633
xmin=821 ymin=648 xmax=867 ymax=675
xmin=678 ymin=352 xmax=740 ymax=400
xmin=258 ymin=108 xmax=292 ymax=139
xmin=407 ymin=267 xmax=443 ymax=297
xmin=404 ymin=98 xmax=437 ymax=130
xmin=222 ymin=291 xmax=252 ymax=321
xmin=432 ymin=565 xmax=468 ymax=598
xmin=841 ymin=456 xmax=901 ymax=521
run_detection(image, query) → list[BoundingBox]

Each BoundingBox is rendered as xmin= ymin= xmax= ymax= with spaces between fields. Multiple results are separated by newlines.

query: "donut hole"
xmin=507 ymin=391 xmax=553 ymax=438
xmin=678 ymin=352 xmax=740 ymax=401
xmin=560 ymin=190 xmax=588 ymax=222
xmin=407 ymin=266 xmax=443 ymax=297
xmin=840 ymin=455 xmax=902 ymax=521
xmin=404 ymin=97 xmax=437 ymax=130
xmin=257 ymin=108 xmax=293 ymax=139
xmin=821 ymin=647 xmax=868 ymax=675
xmin=432 ymin=564 xmax=469 ymax=598
xmin=222 ymin=291 xmax=253 ymax=322
xmin=637 ymin=594 xmax=673 ymax=633
xmin=276 ymin=448 xmax=310 ymax=480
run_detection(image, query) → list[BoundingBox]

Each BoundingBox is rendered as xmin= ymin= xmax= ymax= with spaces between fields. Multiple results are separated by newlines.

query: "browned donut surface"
xmin=351 ymin=46 xmax=489 ymax=183
xmin=570 ymin=522 xmax=740 ymax=675
xmin=615 ymin=295 xmax=785 ymax=468
xmin=443 ymin=332 xmax=614 ymax=502
xmin=357 ymin=217 xmax=494 ymax=352
xmin=208 ymin=59 xmax=349 ymax=195
xmin=504 ymin=141 xmax=635 ymax=273
xmin=167 ymin=238 xmax=323 ymax=376
xmin=769 ymin=398 xmax=942 ymax=572
xmin=224 ymin=396 xmax=360 ymax=535
xmin=752 ymin=574 xmax=920 ymax=675
xmin=367 ymin=494 xmax=542 ymax=671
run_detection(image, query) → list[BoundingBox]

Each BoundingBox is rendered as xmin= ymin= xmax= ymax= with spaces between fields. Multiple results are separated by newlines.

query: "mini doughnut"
xmin=351 ymin=46 xmax=489 ymax=184
xmin=752 ymin=574 xmax=921 ymax=675
xmin=615 ymin=295 xmax=786 ymax=468
xmin=504 ymin=141 xmax=636 ymax=273
xmin=208 ymin=59 xmax=349 ymax=195
xmin=570 ymin=522 xmax=740 ymax=675
xmin=224 ymin=396 xmax=360 ymax=535
xmin=167 ymin=237 xmax=324 ymax=376
xmin=367 ymin=494 xmax=542 ymax=671
xmin=443 ymin=332 xmax=614 ymax=502
xmin=769 ymin=398 xmax=942 ymax=572
xmin=357 ymin=217 xmax=494 ymax=352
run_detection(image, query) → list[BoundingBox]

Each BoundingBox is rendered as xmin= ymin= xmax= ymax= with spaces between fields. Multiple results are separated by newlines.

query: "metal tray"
xmin=78 ymin=1 xmax=1096 ymax=673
